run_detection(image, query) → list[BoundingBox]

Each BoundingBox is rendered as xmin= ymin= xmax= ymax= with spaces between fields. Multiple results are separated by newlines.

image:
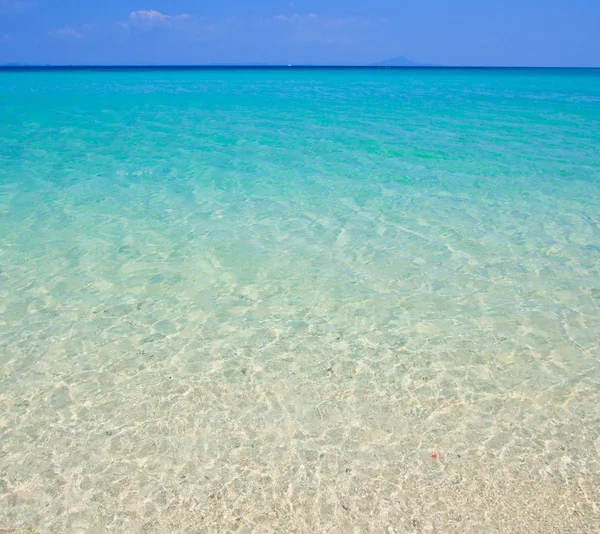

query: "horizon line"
xmin=1 ymin=64 xmax=599 ymax=70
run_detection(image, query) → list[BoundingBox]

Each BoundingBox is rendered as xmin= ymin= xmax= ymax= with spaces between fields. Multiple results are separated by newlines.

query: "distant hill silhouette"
xmin=373 ymin=56 xmax=426 ymax=67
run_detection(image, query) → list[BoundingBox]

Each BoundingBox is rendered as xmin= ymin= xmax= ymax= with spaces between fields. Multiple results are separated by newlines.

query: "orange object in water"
xmin=430 ymin=452 xmax=439 ymax=461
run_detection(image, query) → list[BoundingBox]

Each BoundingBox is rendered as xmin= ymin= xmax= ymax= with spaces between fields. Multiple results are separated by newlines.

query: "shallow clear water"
xmin=1 ymin=68 xmax=600 ymax=532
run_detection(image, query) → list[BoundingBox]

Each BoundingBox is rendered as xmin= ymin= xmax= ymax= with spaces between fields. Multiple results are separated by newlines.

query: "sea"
xmin=1 ymin=67 xmax=599 ymax=532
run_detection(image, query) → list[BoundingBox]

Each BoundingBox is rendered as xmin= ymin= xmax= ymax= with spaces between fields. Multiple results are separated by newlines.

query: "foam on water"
xmin=1 ymin=68 xmax=600 ymax=532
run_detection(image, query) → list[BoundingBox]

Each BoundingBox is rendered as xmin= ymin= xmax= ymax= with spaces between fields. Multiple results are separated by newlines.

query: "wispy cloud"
xmin=138 ymin=11 xmax=385 ymax=51
xmin=113 ymin=10 xmax=377 ymax=45
xmin=273 ymin=13 xmax=318 ymax=22
xmin=272 ymin=13 xmax=373 ymax=27
xmin=1 ymin=33 xmax=11 ymax=41
xmin=49 ymin=26 xmax=83 ymax=39
xmin=124 ymin=10 xmax=191 ymax=29
xmin=0 ymin=0 xmax=36 ymax=14
xmin=268 ymin=13 xmax=377 ymax=45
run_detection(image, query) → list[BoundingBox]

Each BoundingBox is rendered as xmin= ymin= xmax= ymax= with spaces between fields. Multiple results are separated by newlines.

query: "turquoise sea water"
xmin=1 ymin=68 xmax=600 ymax=532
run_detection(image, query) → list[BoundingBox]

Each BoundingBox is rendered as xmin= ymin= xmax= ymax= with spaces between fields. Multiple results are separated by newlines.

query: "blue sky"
xmin=0 ymin=0 xmax=599 ymax=66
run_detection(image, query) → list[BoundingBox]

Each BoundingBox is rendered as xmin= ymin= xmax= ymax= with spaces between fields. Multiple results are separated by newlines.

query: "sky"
xmin=0 ymin=0 xmax=599 ymax=66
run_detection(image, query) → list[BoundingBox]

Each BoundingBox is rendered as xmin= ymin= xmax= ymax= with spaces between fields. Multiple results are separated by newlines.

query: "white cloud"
xmin=49 ymin=26 xmax=82 ymax=39
xmin=126 ymin=9 xmax=191 ymax=29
